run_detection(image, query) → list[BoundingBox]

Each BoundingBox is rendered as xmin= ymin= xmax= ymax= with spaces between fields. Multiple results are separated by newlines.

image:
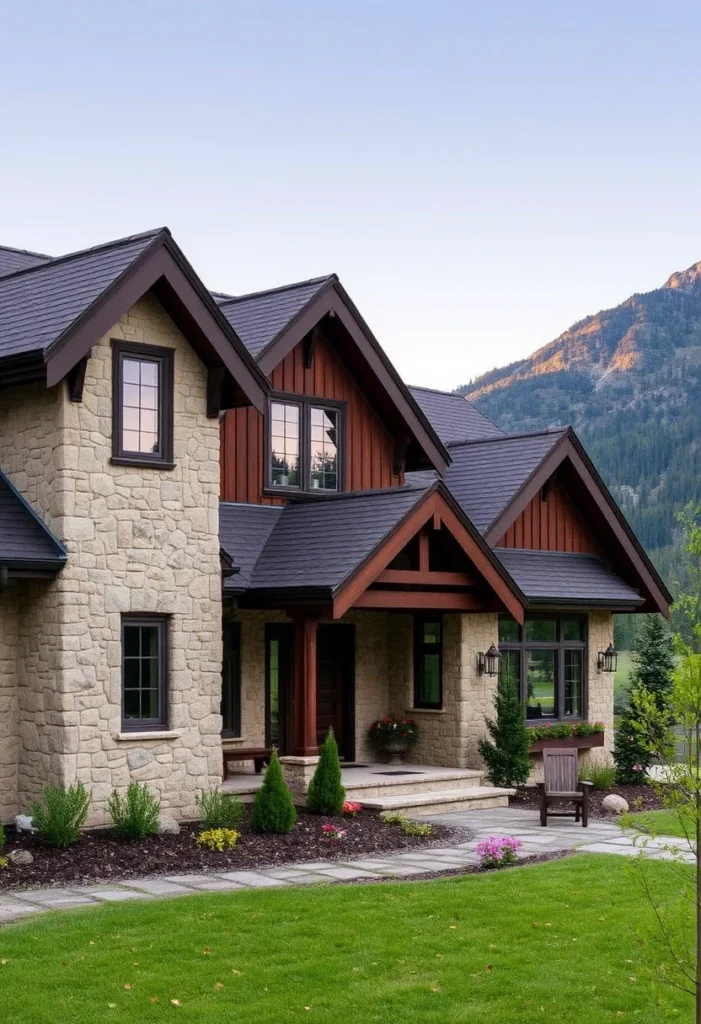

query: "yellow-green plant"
xmin=196 ymin=828 xmax=240 ymax=852
xmin=400 ymin=820 xmax=433 ymax=838
xmin=381 ymin=812 xmax=408 ymax=826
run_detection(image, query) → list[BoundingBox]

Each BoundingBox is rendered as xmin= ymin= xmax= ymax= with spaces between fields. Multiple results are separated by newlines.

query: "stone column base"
xmin=279 ymin=755 xmax=320 ymax=805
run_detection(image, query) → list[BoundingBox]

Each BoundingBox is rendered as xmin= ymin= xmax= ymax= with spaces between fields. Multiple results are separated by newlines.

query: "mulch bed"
xmin=510 ymin=784 xmax=665 ymax=819
xmin=0 ymin=811 xmax=470 ymax=893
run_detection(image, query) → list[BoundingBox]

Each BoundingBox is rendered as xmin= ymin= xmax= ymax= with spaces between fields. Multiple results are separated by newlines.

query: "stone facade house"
xmin=0 ymin=229 xmax=671 ymax=823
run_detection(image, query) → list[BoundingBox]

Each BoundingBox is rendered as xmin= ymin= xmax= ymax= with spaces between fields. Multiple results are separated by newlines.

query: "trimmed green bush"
xmin=196 ymin=789 xmax=244 ymax=829
xmin=580 ymin=763 xmax=616 ymax=790
xmin=306 ymin=728 xmax=346 ymax=816
xmin=478 ymin=676 xmax=532 ymax=788
xmin=108 ymin=782 xmax=161 ymax=840
xmin=250 ymin=751 xmax=296 ymax=834
xmin=30 ymin=782 xmax=91 ymax=848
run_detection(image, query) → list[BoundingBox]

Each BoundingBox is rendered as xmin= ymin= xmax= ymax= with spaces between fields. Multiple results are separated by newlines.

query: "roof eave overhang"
xmin=255 ymin=281 xmax=450 ymax=474
xmin=42 ymin=233 xmax=268 ymax=412
xmin=524 ymin=596 xmax=645 ymax=611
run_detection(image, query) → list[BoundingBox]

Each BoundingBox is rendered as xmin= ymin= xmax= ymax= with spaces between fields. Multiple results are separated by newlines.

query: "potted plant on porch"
xmin=368 ymin=717 xmax=418 ymax=765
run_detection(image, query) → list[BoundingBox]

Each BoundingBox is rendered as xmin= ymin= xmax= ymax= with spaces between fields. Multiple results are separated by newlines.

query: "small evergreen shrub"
xmin=0 ymin=823 xmax=5 ymax=850
xmin=580 ymin=764 xmax=616 ymax=790
xmin=196 ymin=789 xmax=244 ymax=829
xmin=250 ymin=750 xmax=296 ymax=834
xmin=108 ymin=782 xmax=161 ymax=840
xmin=478 ymin=676 xmax=532 ymax=788
xmin=196 ymin=828 xmax=239 ymax=852
xmin=306 ymin=728 xmax=346 ymax=816
xmin=30 ymin=782 xmax=91 ymax=848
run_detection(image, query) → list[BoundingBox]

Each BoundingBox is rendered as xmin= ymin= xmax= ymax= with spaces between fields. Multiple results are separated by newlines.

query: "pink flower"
xmin=632 ymin=764 xmax=643 ymax=773
xmin=342 ymin=801 xmax=363 ymax=816
xmin=475 ymin=836 xmax=522 ymax=868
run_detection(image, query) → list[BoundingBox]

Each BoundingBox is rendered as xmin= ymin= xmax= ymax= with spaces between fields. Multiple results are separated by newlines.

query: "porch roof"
xmin=0 ymin=469 xmax=67 ymax=574
xmin=494 ymin=548 xmax=645 ymax=608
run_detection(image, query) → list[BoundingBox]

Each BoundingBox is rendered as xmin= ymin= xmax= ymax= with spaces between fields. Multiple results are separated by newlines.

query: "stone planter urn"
xmin=382 ymin=739 xmax=411 ymax=765
xmin=368 ymin=717 xmax=418 ymax=765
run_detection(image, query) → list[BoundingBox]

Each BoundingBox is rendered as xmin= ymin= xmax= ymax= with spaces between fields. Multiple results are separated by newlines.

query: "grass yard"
xmin=620 ymin=808 xmax=695 ymax=840
xmin=0 ymin=855 xmax=692 ymax=1023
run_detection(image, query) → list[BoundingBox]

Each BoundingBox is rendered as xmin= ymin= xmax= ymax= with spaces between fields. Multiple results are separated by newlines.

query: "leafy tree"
xmin=307 ymin=728 xmax=346 ymax=815
xmin=478 ymin=675 xmax=532 ymax=788
xmin=250 ymin=750 xmax=296 ymax=834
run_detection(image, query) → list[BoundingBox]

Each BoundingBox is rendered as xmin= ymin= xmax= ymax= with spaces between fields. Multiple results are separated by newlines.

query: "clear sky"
xmin=2 ymin=1 xmax=701 ymax=389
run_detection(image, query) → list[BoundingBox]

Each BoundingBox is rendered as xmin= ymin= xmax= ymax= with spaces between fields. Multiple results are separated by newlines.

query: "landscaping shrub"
xmin=400 ymin=821 xmax=433 ymax=837
xmin=107 ymin=782 xmax=160 ymax=840
xmin=250 ymin=750 xmax=296 ymax=834
xmin=196 ymin=789 xmax=244 ymax=829
xmin=306 ymin=727 xmax=346 ymax=815
xmin=381 ymin=812 xmax=408 ymax=825
xmin=30 ymin=782 xmax=91 ymax=848
xmin=580 ymin=763 xmax=616 ymax=790
xmin=321 ymin=823 xmax=347 ymax=844
xmin=475 ymin=836 xmax=521 ymax=868
xmin=0 ymin=823 xmax=5 ymax=850
xmin=196 ymin=828 xmax=239 ymax=851
xmin=478 ymin=676 xmax=532 ymax=788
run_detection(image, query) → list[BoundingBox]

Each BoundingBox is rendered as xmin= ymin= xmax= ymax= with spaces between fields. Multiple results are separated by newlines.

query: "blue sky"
xmin=2 ymin=1 xmax=701 ymax=388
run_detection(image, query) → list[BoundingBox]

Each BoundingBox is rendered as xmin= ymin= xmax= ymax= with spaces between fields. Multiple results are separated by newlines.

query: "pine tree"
xmin=613 ymin=706 xmax=651 ymax=784
xmin=250 ymin=750 xmax=296 ymax=834
xmin=478 ymin=677 xmax=532 ymax=788
xmin=306 ymin=728 xmax=346 ymax=815
xmin=630 ymin=615 xmax=675 ymax=710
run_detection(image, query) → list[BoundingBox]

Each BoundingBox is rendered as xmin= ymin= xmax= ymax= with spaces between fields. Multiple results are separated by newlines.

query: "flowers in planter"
xmin=475 ymin=836 xmax=521 ymax=868
xmin=196 ymin=828 xmax=240 ymax=852
xmin=368 ymin=717 xmax=418 ymax=743
xmin=342 ymin=800 xmax=363 ymax=816
xmin=321 ymin=823 xmax=347 ymax=844
xmin=528 ymin=721 xmax=605 ymax=742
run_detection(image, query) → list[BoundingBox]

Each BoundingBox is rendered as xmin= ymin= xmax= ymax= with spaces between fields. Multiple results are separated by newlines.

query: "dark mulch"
xmin=0 ymin=811 xmax=470 ymax=893
xmin=510 ymin=784 xmax=665 ymax=819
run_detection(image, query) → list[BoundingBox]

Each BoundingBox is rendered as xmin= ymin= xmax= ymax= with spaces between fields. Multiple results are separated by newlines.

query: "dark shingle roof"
xmin=215 ymin=276 xmax=333 ymax=358
xmin=220 ymin=502 xmax=283 ymax=590
xmin=0 ymin=470 xmax=67 ymax=569
xmin=0 ymin=246 xmax=51 ymax=278
xmin=0 ymin=229 xmax=162 ymax=360
xmin=408 ymin=386 xmax=503 ymax=443
xmin=494 ymin=549 xmax=644 ymax=605
xmin=439 ymin=429 xmax=566 ymax=534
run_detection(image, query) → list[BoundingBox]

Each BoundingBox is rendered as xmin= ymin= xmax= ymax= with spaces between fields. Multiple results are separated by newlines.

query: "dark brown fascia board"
xmin=255 ymin=280 xmax=450 ymax=475
xmin=44 ymin=233 xmax=269 ymax=412
xmin=484 ymin=427 xmax=673 ymax=617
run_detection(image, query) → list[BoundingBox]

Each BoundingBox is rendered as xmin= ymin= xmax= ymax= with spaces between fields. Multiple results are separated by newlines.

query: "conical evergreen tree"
xmin=630 ymin=615 xmax=675 ymax=710
xmin=478 ymin=677 xmax=532 ymax=788
xmin=250 ymin=750 xmax=296 ymax=834
xmin=306 ymin=728 xmax=346 ymax=815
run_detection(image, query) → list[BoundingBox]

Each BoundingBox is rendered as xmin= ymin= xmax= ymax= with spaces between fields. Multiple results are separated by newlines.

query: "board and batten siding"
xmin=220 ymin=331 xmax=402 ymax=504
xmin=495 ymin=480 xmax=600 ymax=553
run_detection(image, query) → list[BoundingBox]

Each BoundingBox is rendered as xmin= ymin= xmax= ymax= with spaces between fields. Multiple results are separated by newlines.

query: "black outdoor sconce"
xmin=597 ymin=643 xmax=618 ymax=673
xmin=477 ymin=645 xmax=501 ymax=676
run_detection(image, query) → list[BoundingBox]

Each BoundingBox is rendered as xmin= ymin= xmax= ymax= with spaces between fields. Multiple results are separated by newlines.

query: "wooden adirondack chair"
xmin=537 ymin=747 xmax=593 ymax=827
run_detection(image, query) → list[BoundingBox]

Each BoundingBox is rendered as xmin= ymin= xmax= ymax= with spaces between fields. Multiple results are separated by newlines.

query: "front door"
xmin=265 ymin=624 xmax=294 ymax=754
xmin=316 ymin=624 xmax=355 ymax=760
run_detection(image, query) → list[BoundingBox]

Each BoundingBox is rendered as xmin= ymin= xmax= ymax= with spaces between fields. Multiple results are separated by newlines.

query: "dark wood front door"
xmin=265 ymin=624 xmax=294 ymax=754
xmin=316 ymin=624 xmax=355 ymax=760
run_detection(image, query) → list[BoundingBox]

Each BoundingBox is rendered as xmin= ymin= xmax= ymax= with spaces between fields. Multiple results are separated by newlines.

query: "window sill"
xmin=116 ymin=730 xmax=181 ymax=742
xmin=110 ymin=457 xmax=176 ymax=470
xmin=406 ymin=707 xmax=446 ymax=715
xmin=222 ymin=736 xmax=245 ymax=744
xmin=262 ymin=488 xmax=342 ymax=500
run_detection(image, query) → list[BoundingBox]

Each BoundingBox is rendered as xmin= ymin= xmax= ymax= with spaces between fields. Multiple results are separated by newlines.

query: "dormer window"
xmin=111 ymin=341 xmax=174 ymax=468
xmin=268 ymin=396 xmax=342 ymax=493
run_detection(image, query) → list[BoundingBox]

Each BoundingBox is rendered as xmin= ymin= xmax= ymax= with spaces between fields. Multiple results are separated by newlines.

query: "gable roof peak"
xmin=215 ymin=273 xmax=336 ymax=306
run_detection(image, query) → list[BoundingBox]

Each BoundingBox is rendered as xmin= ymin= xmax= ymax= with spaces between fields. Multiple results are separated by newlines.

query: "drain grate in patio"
xmin=373 ymin=770 xmax=423 ymax=776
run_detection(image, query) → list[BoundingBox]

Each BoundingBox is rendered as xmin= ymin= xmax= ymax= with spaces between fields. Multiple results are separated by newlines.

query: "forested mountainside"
xmin=458 ymin=261 xmax=701 ymax=572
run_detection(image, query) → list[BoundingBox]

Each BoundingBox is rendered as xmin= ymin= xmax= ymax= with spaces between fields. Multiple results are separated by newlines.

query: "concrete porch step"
xmin=343 ymin=768 xmax=485 ymax=800
xmin=360 ymin=786 xmax=514 ymax=816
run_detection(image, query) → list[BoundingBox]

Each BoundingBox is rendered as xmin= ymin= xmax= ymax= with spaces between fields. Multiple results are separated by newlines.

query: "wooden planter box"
xmin=528 ymin=733 xmax=604 ymax=754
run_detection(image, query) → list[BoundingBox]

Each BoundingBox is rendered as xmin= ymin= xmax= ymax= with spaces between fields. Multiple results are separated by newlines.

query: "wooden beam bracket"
xmin=66 ymin=354 xmax=89 ymax=402
xmin=207 ymin=366 xmax=226 ymax=418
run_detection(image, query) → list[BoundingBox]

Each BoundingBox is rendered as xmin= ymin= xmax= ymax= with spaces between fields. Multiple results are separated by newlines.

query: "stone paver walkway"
xmin=0 ymin=807 xmax=692 ymax=925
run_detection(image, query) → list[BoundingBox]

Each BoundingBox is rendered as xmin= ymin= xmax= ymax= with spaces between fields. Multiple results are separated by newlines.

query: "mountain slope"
xmin=458 ymin=262 xmax=701 ymax=553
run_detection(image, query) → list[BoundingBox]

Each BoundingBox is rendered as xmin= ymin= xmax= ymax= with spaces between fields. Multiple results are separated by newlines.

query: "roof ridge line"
xmin=0 ymin=227 xmax=169 ymax=283
xmin=408 ymin=384 xmax=465 ymax=397
xmin=216 ymin=274 xmax=336 ymax=306
xmin=446 ymin=426 xmax=567 ymax=448
xmin=0 ymin=243 xmax=51 ymax=259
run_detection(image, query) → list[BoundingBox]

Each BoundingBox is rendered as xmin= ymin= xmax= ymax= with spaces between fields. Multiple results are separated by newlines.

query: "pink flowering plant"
xmin=322 ymin=823 xmax=347 ymax=844
xmin=368 ymin=717 xmax=418 ymax=743
xmin=475 ymin=835 xmax=521 ymax=869
xmin=529 ymin=720 xmax=605 ymax=741
xmin=342 ymin=800 xmax=363 ymax=816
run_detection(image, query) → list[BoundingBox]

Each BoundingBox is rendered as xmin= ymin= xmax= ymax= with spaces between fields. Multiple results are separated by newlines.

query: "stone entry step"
xmin=360 ymin=786 xmax=514 ymax=816
xmin=343 ymin=768 xmax=485 ymax=800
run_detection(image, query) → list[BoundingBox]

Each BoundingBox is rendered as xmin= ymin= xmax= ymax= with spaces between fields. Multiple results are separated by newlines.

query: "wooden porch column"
xmin=290 ymin=613 xmax=319 ymax=756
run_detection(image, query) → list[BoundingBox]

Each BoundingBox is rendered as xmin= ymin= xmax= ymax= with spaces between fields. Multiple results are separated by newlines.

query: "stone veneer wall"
xmin=0 ymin=293 xmax=223 ymax=822
xmin=0 ymin=593 xmax=19 ymax=820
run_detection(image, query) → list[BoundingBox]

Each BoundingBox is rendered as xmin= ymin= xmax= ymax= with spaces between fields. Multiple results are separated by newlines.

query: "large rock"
xmin=7 ymin=849 xmax=34 ymax=866
xmin=157 ymin=815 xmax=180 ymax=835
xmin=602 ymin=793 xmax=629 ymax=815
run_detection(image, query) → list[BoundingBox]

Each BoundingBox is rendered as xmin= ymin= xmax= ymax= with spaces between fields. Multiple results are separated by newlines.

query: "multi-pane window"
xmin=121 ymin=616 xmax=168 ymax=730
xmin=112 ymin=341 xmax=174 ymax=467
xmin=268 ymin=397 xmax=341 ymax=492
xmin=498 ymin=615 xmax=587 ymax=722
xmin=413 ymin=616 xmax=443 ymax=709
xmin=221 ymin=622 xmax=241 ymax=737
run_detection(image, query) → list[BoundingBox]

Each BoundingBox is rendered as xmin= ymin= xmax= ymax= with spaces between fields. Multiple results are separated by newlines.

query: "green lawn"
xmin=620 ymin=808 xmax=695 ymax=840
xmin=0 ymin=855 xmax=692 ymax=1023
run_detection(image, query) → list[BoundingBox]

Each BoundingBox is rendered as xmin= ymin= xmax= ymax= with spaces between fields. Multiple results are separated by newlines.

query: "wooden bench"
xmin=537 ymin=747 xmax=593 ymax=827
xmin=223 ymin=747 xmax=272 ymax=778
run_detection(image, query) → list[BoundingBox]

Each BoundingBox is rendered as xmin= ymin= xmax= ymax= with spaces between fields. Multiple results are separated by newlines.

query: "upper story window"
xmin=111 ymin=341 xmax=174 ymax=469
xmin=268 ymin=395 xmax=342 ymax=493
xmin=498 ymin=615 xmax=587 ymax=723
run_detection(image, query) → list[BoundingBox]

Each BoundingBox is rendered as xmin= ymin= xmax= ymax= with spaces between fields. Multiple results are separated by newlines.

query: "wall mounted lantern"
xmin=597 ymin=644 xmax=618 ymax=674
xmin=478 ymin=645 xmax=502 ymax=676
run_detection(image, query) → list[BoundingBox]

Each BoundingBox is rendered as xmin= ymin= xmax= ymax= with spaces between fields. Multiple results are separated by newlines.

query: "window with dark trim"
xmin=221 ymin=622 xmax=241 ymax=737
xmin=121 ymin=615 xmax=169 ymax=731
xmin=112 ymin=341 xmax=174 ymax=468
xmin=498 ymin=615 xmax=587 ymax=722
xmin=267 ymin=395 xmax=343 ymax=493
xmin=413 ymin=616 xmax=443 ymax=709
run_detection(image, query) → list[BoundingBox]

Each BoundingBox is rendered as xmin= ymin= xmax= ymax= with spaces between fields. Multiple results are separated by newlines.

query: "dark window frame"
xmin=264 ymin=392 xmax=345 ymax=496
xmin=111 ymin=340 xmax=175 ymax=469
xmin=498 ymin=614 xmax=588 ymax=724
xmin=221 ymin=621 xmax=241 ymax=738
xmin=413 ymin=614 xmax=443 ymax=709
xmin=120 ymin=614 xmax=169 ymax=732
